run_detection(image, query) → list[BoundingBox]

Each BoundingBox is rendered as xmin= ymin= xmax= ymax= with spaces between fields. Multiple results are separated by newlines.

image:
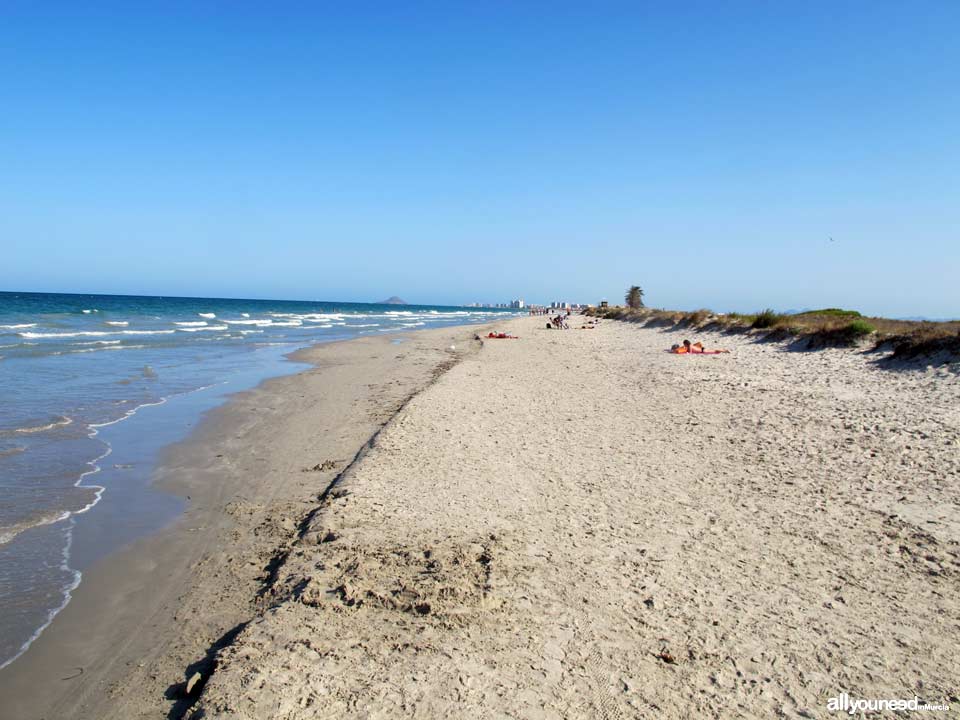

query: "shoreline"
xmin=0 ymin=344 xmax=308 ymax=675
xmin=0 ymin=320 xmax=511 ymax=720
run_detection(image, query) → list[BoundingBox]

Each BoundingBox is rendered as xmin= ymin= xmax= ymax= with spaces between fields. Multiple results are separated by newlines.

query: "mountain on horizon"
xmin=379 ymin=296 xmax=407 ymax=305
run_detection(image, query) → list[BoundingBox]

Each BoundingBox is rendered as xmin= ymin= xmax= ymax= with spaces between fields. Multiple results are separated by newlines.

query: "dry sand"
xmin=180 ymin=315 xmax=959 ymax=719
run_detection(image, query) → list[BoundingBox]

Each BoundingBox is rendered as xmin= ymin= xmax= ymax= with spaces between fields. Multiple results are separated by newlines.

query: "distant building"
xmin=510 ymin=299 xmax=525 ymax=309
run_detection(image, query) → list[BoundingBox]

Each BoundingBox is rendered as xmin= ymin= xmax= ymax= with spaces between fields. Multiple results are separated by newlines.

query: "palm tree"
xmin=625 ymin=285 xmax=644 ymax=309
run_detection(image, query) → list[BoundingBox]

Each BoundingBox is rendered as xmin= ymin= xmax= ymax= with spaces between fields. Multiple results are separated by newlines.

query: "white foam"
xmin=198 ymin=312 xmax=216 ymax=319
xmin=20 ymin=331 xmax=109 ymax=338
xmin=105 ymin=321 xmax=129 ymax=326
xmin=7 ymin=416 xmax=73 ymax=434
xmin=51 ymin=344 xmax=147 ymax=355
xmin=0 ymin=517 xmax=83 ymax=671
xmin=18 ymin=329 xmax=172 ymax=339
xmin=177 ymin=325 xmax=229 ymax=332
xmin=81 ymin=309 xmax=98 ymax=314
xmin=174 ymin=321 xmax=208 ymax=327
xmin=302 ymin=314 xmax=345 ymax=321
xmin=0 ymin=323 xmax=36 ymax=329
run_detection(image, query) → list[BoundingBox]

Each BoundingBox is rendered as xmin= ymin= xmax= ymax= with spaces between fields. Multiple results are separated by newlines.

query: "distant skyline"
xmin=2 ymin=2 xmax=958 ymax=317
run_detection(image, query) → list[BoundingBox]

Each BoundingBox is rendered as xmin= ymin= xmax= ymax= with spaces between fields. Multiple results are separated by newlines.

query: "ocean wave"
xmin=174 ymin=321 xmax=208 ymax=327
xmin=19 ymin=329 xmax=173 ymax=338
xmin=346 ymin=323 xmax=380 ymax=327
xmin=223 ymin=319 xmax=273 ymax=326
xmin=385 ymin=311 xmax=414 ymax=316
xmin=241 ymin=313 xmax=250 ymax=318
xmin=51 ymin=344 xmax=147 ymax=355
xmin=0 ymin=508 xmax=76 ymax=546
xmin=0 ymin=445 xmax=26 ymax=458
xmin=105 ymin=321 xmax=129 ymax=326
xmin=0 ymin=323 xmax=36 ymax=329
xmin=0 ymin=416 xmax=73 ymax=435
xmin=269 ymin=312 xmax=345 ymax=321
xmin=401 ymin=322 xmax=426 ymax=327
xmin=19 ymin=330 xmax=110 ymax=338
xmin=177 ymin=325 xmax=229 ymax=332
xmin=198 ymin=312 xmax=216 ymax=319
xmin=81 ymin=309 xmax=98 ymax=314
xmin=237 ymin=329 xmax=264 ymax=335
xmin=0 ymin=521 xmax=83 ymax=671
xmin=301 ymin=314 xmax=346 ymax=321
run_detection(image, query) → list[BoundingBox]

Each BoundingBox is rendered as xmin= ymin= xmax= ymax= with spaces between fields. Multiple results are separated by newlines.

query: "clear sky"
xmin=2 ymin=2 xmax=957 ymax=316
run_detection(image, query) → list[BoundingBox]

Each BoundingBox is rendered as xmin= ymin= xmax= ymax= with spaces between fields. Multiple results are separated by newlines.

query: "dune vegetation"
xmin=585 ymin=305 xmax=960 ymax=362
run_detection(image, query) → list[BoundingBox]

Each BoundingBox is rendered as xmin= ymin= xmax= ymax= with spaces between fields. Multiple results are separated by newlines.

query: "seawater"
xmin=0 ymin=291 xmax=516 ymax=669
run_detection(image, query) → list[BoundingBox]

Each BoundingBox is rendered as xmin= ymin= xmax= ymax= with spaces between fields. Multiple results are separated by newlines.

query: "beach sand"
xmin=189 ymin=315 xmax=958 ymax=719
xmin=3 ymin=315 xmax=958 ymax=719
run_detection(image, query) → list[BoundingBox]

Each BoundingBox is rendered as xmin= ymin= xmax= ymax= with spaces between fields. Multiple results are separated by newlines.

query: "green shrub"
xmin=845 ymin=319 xmax=875 ymax=338
xmin=751 ymin=309 xmax=783 ymax=329
xmin=686 ymin=308 xmax=712 ymax=325
xmin=799 ymin=308 xmax=862 ymax=318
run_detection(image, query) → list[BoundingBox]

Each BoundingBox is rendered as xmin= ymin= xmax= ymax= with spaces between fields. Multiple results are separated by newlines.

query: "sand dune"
xmin=188 ymin=316 xmax=959 ymax=718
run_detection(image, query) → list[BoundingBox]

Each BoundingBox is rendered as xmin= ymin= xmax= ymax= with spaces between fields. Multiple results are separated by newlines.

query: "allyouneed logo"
xmin=827 ymin=693 xmax=950 ymax=714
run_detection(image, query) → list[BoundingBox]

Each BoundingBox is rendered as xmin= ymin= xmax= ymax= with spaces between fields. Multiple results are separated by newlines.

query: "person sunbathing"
xmin=487 ymin=332 xmax=518 ymax=339
xmin=670 ymin=339 xmax=729 ymax=354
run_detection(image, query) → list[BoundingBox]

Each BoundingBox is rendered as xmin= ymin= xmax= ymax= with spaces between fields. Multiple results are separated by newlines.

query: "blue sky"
xmin=1 ymin=2 xmax=957 ymax=316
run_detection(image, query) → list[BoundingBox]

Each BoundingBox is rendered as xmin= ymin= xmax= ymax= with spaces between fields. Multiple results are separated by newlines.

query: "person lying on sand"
xmin=670 ymin=339 xmax=730 ymax=355
xmin=487 ymin=332 xmax=519 ymax=339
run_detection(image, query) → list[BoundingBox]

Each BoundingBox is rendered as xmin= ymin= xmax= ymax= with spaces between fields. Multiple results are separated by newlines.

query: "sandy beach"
xmin=3 ymin=315 xmax=958 ymax=719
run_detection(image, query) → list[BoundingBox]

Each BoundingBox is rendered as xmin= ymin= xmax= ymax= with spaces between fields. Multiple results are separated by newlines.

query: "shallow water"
xmin=0 ymin=291 xmax=515 ymax=668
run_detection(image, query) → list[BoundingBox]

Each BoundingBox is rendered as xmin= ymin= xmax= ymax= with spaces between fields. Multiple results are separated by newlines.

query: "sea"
xmin=0 ymin=291 xmax=516 ymax=669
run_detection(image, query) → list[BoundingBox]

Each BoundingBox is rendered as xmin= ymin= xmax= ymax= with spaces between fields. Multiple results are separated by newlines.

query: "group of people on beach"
xmin=546 ymin=310 xmax=571 ymax=329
